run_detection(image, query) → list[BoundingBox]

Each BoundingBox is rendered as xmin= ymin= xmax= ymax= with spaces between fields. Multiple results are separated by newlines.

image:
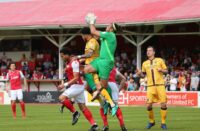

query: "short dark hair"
xmin=9 ymin=62 xmax=16 ymax=68
xmin=147 ymin=46 xmax=156 ymax=52
xmin=60 ymin=47 xmax=72 ymax=55
xmin=81 ymin=27 xmax=91 ymax=35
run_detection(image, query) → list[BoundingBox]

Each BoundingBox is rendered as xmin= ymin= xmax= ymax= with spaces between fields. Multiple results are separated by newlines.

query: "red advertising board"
xmin=0 ymin=92 xmax=4 ymax=104
xmin=118 ymin=91 xmax=198 ymax=107
xmin=166 ymin=92 xmax=198 ymax=106
xmin=118 ymin=92 xmax=146 ymax=105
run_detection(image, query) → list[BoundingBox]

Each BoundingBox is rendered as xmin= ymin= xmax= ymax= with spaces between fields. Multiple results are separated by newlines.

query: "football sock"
xmin=100 ymin=108 xmax=108 ymax=126
xmin=62 ymin=99 xmax=75 ymax=113
xmin=116 ymin=107 xmax=125 ymax=127
xmin=160 ymin=108 xmax=167 ymax=124
xmin=82 ymin=107 xmax=95 ymax=125
xmin=147 ymin=108 xmax=155 ymax=123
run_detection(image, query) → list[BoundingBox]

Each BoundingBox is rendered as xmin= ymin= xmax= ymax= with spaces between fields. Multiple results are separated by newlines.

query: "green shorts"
xmin=90 ymin=58 xmax=114 ymax=80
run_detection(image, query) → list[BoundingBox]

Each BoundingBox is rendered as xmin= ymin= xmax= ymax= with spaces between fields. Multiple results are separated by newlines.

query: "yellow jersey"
xmin=85 ymin=38 xmax=99 ymax=64
xmin=142 ymin=58 xmax=167 ymax=87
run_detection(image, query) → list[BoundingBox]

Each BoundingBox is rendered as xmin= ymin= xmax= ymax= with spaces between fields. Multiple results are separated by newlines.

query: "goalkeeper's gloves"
xmin=85 ymin=13 xmax=97 ymax=25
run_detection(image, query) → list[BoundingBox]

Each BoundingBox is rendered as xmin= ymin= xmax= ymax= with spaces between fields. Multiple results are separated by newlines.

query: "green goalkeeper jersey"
xmin=99 ymin=31 xmax=117 ymax=61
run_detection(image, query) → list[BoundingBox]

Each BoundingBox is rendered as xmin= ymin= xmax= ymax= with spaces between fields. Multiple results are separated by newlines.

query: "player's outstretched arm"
xmin=89 ymin=24 xmax=100 ymax=37
xmin=77 ymin=49 xmax=94 ymax=59
xmin=85 ymin=13 xmax=100 ymax=37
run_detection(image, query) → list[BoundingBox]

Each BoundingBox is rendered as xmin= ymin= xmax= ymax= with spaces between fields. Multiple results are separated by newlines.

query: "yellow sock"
xmin=147 ymin=110 xmax=155 ymax=123
xmin=160 ymin=109 xmax=167 ymax=124
xmin=101 ymin=89 xmax=115 ymax=107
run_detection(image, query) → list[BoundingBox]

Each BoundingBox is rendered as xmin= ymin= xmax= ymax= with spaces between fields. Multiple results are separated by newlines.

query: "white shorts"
xmin=62 ymin=84 xmax=85 ymax=103
xmin=108 ymin=82 xmax=119 ymax=104
xmin=10 ymin=89 xmax=23 ymax=101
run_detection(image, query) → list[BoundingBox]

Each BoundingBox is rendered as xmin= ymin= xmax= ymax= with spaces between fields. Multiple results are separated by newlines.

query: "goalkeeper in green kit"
xmin=84 ymin=13 xmax=120 ymax=116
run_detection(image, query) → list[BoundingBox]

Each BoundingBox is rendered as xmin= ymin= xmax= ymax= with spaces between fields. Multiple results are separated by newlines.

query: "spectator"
xmin=190 ymin=63 xmax=197 ymax=72
xmin=43 ymin=51 xmax=52 ymax=61
xmin=43 ymin=59 xmax=53 ymax=70
xmin=129 ymin=73 xmax=133 ymax=80
xmin=36 ymin=51 xmax=44 ymax=61
xmin=20 ymin=53 xmax=28 ymax=66
xmin=185 ymin=73 xmax=191 ymax=91
xmin=190 ymin=72 xmax=199 ymax=91
xmin=178 ymin=72 xmax=186 ymax=91
xmin=183 ymin=55 xmax=192 ymax=69
xmin=22 ymin=62 xmax=29 ymax=73
xmin=165 ymin=74 xmax=171 ymax=91
xmin=45 ymin=70 xmax=54 ymax=79
xmin=171 ymin=56 xmax=178 ymax=67
xmin=121 ymin=52 xmax=128 ymax=60
xmin=123 ymin=72 xmax=128 ymax=80
xmin=127 ymin=78 xmax=135 ymax=91
xmin=36 ymin=62 xmax=44 ymax=72
xmin=169 ymin=75 xmax=178 ymax=91
xmin=32 ymin=70 xmax=43 ymax=80
xmin=28 ymin=61 xmax=36 ymax=73
xmin=53 ymin=70 xmax=59 ymax=79
xmin=139 ymin=77 xmax=147 ymax=91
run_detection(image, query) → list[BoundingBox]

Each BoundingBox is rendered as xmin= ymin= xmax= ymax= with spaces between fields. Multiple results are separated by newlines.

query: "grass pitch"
xmin=0 ymin=105 xmax=200 ymax=131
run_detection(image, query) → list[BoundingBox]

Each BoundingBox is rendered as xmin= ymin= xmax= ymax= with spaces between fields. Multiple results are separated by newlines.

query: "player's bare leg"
xmin=11 ymin=100 xmax=17 ymax=119
xmin=146 ymin=103 xmax=155 ymax=129
xmin=59 ymin=95 xmax=80 ymax=125
xmin=78 ymin=103 xmax=98 ymax=131
xmin=19 ymin=99 xmax=26 ymax=119
xmin=84 ymin=64 xmax=103 ymax=100
xmin=160 ymin=103 xmax=167 ymax=130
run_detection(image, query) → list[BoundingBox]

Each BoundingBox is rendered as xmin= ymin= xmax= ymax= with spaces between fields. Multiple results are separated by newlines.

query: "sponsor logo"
xmin=34 ymin=92 xmax=55 ymax=103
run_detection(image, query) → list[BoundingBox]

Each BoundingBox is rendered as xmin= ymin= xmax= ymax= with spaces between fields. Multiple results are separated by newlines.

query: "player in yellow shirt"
xmin=78 ymin=27 xmax=100 ymax=92
xmin=137 ymin=46 xmax=168 ymax=130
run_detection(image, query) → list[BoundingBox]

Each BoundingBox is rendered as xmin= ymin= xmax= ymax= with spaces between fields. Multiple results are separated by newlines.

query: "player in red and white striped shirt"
xmin=57 ymin=48 xmax=98 ymax=131
xmin=6 ymin=62 xmax=27 ymax=119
